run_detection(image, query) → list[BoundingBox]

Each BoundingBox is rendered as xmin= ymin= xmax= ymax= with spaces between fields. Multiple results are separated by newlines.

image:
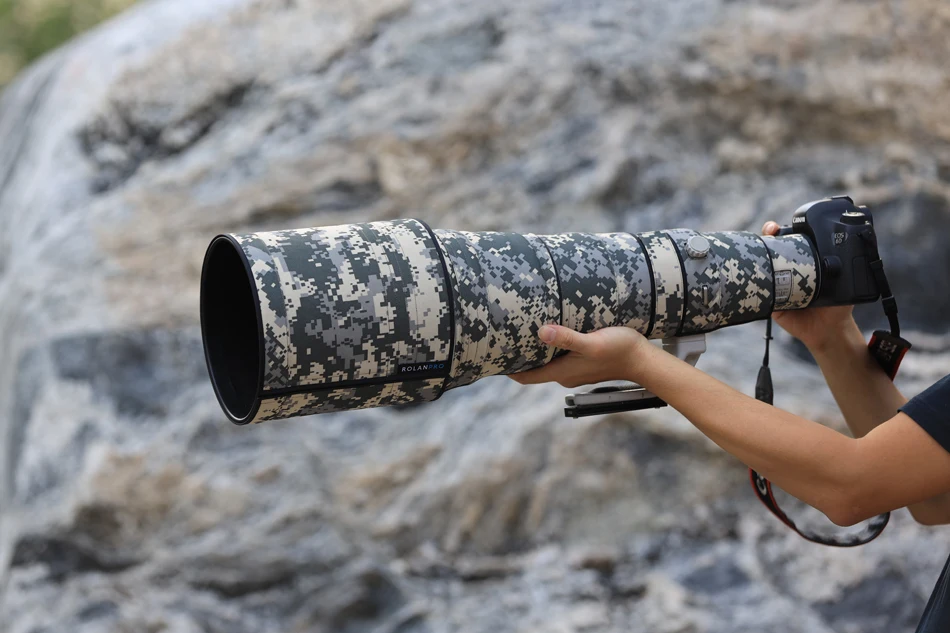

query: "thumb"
xmin=539 ymin=324 xmax=590 ymax=353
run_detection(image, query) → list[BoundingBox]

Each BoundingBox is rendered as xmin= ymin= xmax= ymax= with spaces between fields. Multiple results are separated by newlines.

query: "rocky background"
xmin=1 ymin=0 xmax=950 ymax=631
xmin=0 ymin=0 xmax=138 ymax=87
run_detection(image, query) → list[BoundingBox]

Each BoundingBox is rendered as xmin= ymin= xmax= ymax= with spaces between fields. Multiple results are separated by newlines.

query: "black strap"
xmin=868 ymin=330 xmax=912 ymax=381
xmin=856 ymin=226 xmax=913 ymax=378
xmin=858 ymin=226 xmax=900 ymax=336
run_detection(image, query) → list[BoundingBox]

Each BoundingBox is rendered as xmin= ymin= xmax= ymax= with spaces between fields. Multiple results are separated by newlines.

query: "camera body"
xmin=779 ymin=196 xmax=880 ymax=308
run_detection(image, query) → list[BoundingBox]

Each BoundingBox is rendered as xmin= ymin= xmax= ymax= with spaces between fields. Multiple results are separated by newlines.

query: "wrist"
xmin=624 ymin=332 xmax=655 ymax=382
xmin=807 ymin=318 xmax=864 ymax=357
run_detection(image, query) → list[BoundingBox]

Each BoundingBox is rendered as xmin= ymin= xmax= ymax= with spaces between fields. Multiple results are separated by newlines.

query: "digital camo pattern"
xmin=539 ymin=233 xmax=653 ymax=336
xmin=435 ymin=230 xmax=560 ymax=390
xmin=235 ymin=234 xmax=292 ymax=389
xmin=522 ymin=233 xmax=563 ymax=365
xmin=212 ymin=220 xmax=822 ymax=423
xmin=233 ymin=220 xmax=452 ymax=391
xmin=639 ymin=231 xmax=685 ymax=339
xmin=541 ymin=233 xmax=617 ymax=335
xmin=761 ymin=233 xmax=818 ymax=310
xmin=707 ymin=231 xmax=773 ymax=327
xmin=251 ymin=378 xmax=444 ymax=422
xmin=665 ymin=229 xmax=723 ymax=334
xmin=597 ymin=233 xmax=653 ymax=333
xmin=667 ymin=230 xmax=774 ymax=335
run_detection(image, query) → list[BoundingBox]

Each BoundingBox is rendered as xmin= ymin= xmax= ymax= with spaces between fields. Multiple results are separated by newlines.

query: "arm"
xmin=635 ymin=337 xmax=950 ymax=527
xmin=809 ymin=319 xmax=906 ymax=437
xmin=808 ymin=319 xmax=950 ymax=524
xmin=512 ymin=325 xmax=950 ymax=527
xmin=760 ymin=221 xmax=950 ymax=524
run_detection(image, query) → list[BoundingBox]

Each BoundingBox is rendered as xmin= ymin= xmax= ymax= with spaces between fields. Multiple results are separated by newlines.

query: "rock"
xmin=568 ymin=544 xmax=620 ymax=575
xmin=679 ymin=557 xmax=750 ymax=595
xmin=567 ymin=602 xmax=611 ymax=631
xmin=2 ymin=0 xmax=950 ymax=632
xmin=50 ymin=328 xmax=207 ymax=417
xmin=454 ymin=556 xmax=521 ymax=582
xmin=610 ymin=561 xmax=649 ymax=599
xmin=813 ymin=570 xmax=926 ymax=633
xmin=715 ymin=138 xmax=769 ymax=171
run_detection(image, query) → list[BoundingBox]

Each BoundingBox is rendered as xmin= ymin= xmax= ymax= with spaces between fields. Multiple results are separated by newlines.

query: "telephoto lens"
xmin=200 ymin=221 xmax=817 ymax=424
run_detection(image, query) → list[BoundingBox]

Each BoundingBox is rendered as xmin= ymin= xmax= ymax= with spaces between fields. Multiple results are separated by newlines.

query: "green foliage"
xmin=0 ymin=0 xmax=137 ymax=86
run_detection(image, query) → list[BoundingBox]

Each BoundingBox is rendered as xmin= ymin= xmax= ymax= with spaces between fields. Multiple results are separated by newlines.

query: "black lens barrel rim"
xmin=200 ymin=234 xmax=265 ymax=425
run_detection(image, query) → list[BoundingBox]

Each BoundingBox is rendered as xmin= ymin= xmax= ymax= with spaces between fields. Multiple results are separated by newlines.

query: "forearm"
xmin=514 ymin=323 xmax=950 ymax=526
xmin=809 ymin=319 xmax=907 ymax=437
xmin=630 ymin=341 xmax=860 ymax=525
xmin=809 ymin=321 xmax=950 ymax=523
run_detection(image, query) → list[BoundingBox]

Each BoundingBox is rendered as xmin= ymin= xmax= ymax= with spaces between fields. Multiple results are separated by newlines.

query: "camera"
xmin=779 ymin=195 xmax=880 ymax=307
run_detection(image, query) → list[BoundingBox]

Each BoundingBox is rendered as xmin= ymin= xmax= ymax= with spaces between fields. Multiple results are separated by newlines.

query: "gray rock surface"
xmin=2 ymin=0 xmax=950 ymax=631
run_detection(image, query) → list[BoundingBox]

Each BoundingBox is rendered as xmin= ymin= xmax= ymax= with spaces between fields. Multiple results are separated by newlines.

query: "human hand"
xmin=508 ymin=324 xmax=648 ymax=388
xmin=762 ymin=221 xmax=857 ymax=351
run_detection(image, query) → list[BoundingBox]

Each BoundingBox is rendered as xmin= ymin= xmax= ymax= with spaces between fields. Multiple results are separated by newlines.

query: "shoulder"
xmin=909 ymin=375 xmax=950 ymax=406
xmin=900 ymin=375 xmax=950 ymax=454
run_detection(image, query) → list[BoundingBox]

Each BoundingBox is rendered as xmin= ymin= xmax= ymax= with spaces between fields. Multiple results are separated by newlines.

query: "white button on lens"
xmin=686 ymin=235 xmax=710 ymax=259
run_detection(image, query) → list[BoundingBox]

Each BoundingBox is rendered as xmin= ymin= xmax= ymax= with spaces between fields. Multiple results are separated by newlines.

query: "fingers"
xmin=507 ymin=326 xmax=587 ymax=386
xmin=762 ymin=221 xmax=780 ymax=236
xmin=538 ymin=324 xmax=591 ymax=353
xmin=508 ymin=356 xmax=570 ymax=385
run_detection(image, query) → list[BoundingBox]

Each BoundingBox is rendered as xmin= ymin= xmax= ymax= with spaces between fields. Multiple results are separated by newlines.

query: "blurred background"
xmin=1 ymin=0 xmax=948 ymax=632
xmin=0 ymin=0 xmax=136 ymax=86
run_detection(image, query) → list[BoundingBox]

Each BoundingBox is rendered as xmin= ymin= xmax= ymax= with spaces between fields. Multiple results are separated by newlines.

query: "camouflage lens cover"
xmin=760 ymin=234 xmax=819 ymax=310
xmin=435 ymin=230 xmax=560 ymax=390
xmin=253 ymin=378 xmax=445 ymax=420
xmin=202 ymin=219 xmax=819 ymax=424
xmin=540 ymin=232 xmax=653 ymax=339
xmin=638 ymin=231 xmax=686 ymax=339
xmin=665 ymin=230 xmax=774 ymax=335
xmin=221 ymin=220 xmax=453 ymax=423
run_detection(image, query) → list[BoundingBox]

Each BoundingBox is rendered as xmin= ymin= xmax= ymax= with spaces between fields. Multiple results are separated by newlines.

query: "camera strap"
xmin=858 ymin=226 xmax=913 ymax=379
xmin=748 ymin=238 xmax=909 ymax=546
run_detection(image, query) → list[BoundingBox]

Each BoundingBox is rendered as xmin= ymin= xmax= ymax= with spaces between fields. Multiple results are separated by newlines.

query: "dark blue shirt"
xmin=898 ymin=375 xmax=950 ymax=633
